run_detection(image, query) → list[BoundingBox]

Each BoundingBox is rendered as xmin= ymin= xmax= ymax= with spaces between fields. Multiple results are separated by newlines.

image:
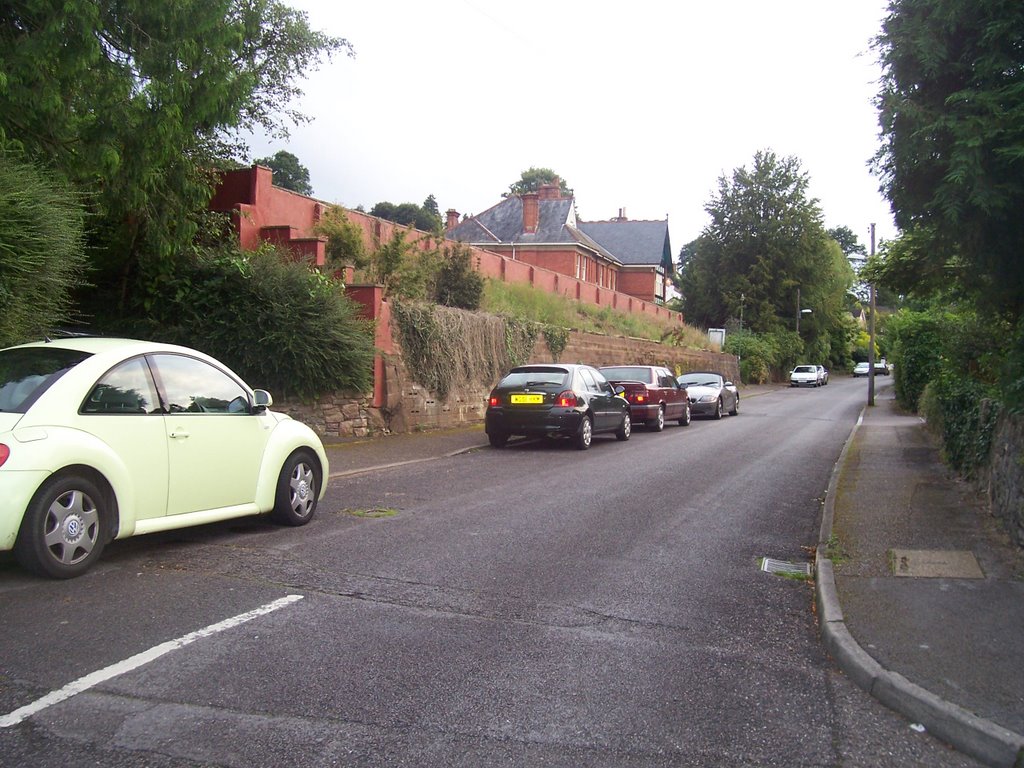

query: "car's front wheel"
xmin=713 ymin=398 xmax=723 ymax=419
xmin=15 ymin=473 xmax=109 ymax=579
xmin=272 ymin=450 xmax=320 ymax=526
xmin=575 ymin=415 xmax=593 ymax=450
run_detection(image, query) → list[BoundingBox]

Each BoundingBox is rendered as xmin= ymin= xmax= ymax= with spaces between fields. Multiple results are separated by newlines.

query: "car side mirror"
xmin=724 ymin=381 xmax=734 ymax=387
xmin=253 ymin=389 xmax=273 ymax=412
xmin=614 ymin=385 xmax=626 ymax=395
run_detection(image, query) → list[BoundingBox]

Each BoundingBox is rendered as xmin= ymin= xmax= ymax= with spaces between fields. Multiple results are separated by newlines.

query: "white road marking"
xmin=0 ymin=594 xmax=304 ymax=728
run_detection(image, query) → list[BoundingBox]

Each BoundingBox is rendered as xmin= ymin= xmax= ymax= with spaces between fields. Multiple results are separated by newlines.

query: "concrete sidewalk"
xmin=817 ymin=388 xmax=1024 ymax=767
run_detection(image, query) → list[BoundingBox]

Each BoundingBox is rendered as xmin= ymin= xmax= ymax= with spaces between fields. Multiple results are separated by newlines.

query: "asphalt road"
xmin=0 ymin=376 xmax=984 ymax=767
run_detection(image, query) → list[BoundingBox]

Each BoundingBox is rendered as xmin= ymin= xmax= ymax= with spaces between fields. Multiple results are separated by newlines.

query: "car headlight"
xmin=698 ymin=393 xmax=717 ymax=403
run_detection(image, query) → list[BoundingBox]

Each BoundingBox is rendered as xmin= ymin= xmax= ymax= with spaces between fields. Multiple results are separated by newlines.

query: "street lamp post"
xmin=795 ymin=288 xmax=812 ymax=334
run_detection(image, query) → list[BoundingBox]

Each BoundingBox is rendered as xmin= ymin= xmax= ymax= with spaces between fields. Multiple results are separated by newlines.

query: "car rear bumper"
xmin=0 ymin=470 xmax=48 ymax=550
xmin=628 ymin=403 xmax=662 ymax=422
xmin=485 ymin=408 xmax=584 ymax=438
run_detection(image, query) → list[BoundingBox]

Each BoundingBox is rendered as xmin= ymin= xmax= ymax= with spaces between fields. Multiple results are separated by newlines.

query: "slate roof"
xmin=448 ymin=196 xmax=621 ymax=264
xmin=578 ymin=219 xmax=671 ymax=270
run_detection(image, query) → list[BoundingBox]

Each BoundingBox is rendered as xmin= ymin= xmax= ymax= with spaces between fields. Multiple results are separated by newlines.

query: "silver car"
xmin=676 ymin=372 xmax=739 ymax=419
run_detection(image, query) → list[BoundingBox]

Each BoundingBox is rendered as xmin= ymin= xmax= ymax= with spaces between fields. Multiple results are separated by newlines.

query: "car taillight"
xmin=489 ymin=396 xmax=500 ymax=407
xmin=0 ymin=444 xmax=9 ymax=468
xmin=556 ymin=390 xmax=578 ymax=407
xmin=635 ymin=393 xmax=646 ymax=403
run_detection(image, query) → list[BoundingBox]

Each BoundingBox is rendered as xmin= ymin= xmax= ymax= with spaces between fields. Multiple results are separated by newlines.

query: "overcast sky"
xmin=246 ymin=1 xmax=896 ymax=256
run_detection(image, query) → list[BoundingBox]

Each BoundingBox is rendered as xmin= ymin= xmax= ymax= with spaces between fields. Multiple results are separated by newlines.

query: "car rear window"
xmin=499 ymin=368 xmax=568 ymax=388
xmin=794 ymin=366 xmax=816 ymax=373
xmin=0 ymin=346 xmax=92 ymax=413
xmin=599 ymin=366 xmax=652 ymax=383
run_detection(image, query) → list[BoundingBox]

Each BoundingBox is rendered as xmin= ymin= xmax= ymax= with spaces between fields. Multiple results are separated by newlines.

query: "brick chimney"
xmin=522 ymin=192 xmax=539 ymax=234
xmin=538 ymin=177 xmax=562 ymax=200
xmin=445 ymin=208 xmax=460 ymax=231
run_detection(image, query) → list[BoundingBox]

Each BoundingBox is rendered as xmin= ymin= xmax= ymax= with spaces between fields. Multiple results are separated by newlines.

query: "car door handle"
xmin=169 ymin=429 xmax=191 ymax=440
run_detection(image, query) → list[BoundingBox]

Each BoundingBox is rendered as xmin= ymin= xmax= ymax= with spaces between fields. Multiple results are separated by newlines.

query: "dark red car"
xmin=598 ymin=365 xmax=691 ymax=431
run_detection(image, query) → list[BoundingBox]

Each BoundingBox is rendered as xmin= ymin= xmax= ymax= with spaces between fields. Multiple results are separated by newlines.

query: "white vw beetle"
xmin=0 ymin=337 xmax=328 ymax=578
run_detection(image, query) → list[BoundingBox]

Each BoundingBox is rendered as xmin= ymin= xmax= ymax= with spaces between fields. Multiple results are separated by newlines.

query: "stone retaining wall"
xmin=277 ymin=327 xmax=739 ymax=441
xmin=982 ymin=410 xmax=1024 ymax=547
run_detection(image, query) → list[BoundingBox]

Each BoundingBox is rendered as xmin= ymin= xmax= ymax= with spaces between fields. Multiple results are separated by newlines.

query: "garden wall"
xmin=981 ymin=410 xmax=1024 ymax=547
xmin=278 ymin=326 xmax=739 ymax=440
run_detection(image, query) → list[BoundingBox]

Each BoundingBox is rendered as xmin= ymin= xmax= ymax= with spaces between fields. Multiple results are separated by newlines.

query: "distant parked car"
xmin=874 ymin=361 xmax=891 ymax=375
xmin=0 ymin=337 xmax=328 ymax=579
xmin=852 ymin=362 xmax=870 ymax=377
xmin=485 ymin=364 xmax=631 ymax=450
xmin=676 ymin=371 xmax=739 ymax=419
xmin=599 ymin=365 xmax=691 ymax=431
xmin=790 ymin=365 xmax=821 ymax=387
xmin=816 ymin=365 xmax=829 ymax=385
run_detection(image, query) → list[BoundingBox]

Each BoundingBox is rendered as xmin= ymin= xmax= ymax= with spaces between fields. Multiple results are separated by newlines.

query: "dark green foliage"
xmin=920 ymin=374 xmax=999 ymax=478
xmin=0 ymin=0 xmax=348 ymax=311
xmin=678 ymin=151 xmax=855 ymax=365
xmin=724 ymin=329 xmax=803 ymax=383
xmin=122 ymin=246 xmax=374 ymax=398
xmin=370 ymin=201 xmax=442 ymax=232
xmin=434 ymin=244 xmax=483 ymax=310
xmin=255 ymin=150 xmax=313 ymax=196
xmin=504 ymin=168 xmax=571 ymax=198
xmin=873 ymin=0 xmax=1024 ymax=320
xmin=0 ymin=153 xmax=88 ymax=346
xmin=888 ymin=310 xmax=945 ymax=411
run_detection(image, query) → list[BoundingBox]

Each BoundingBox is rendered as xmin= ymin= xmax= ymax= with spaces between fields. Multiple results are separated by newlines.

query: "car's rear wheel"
xmin=272 ymin=450 xmax=320 ymax=526
xmin=729 ymin=396 xmax=739 ymax=416
xmin=679 ymin=402 xmax=691 ymax=426
xmin=15 ymin=473 xmax=108 ymax=579
xmin=616 ymin=412 xmax=631 ymax=441
xmin=651 ymin=406 xmax=665 ymax=432
xmin=575 ymin=415 xmax=593 ymax=450
xmin=488 ymin=432 xmax=508 ymax=448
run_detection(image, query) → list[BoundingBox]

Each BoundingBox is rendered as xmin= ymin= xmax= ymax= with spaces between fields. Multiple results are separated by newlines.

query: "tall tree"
xmin=503 ymin=167 xmax=571 ymax=198
xmin=828 ymin=225 xmax=868 ymax=259
xmin=255 ymin=150 xmax=313 ymax=195
xmin=678 ymin=151 xmax=853 ymax=359
xmin=873 ymin=0 xmax=1024 ymax=320
xmin=370 ymin=200 xmax=442 ymax=232
xmin=0 ymin=0 xmax=349 ymax=312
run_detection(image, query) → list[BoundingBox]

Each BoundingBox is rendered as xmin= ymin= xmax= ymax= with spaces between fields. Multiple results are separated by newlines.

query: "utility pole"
xmin=868 ymin=223 xmax=876 ymax=407
xmin=796 ymin=287 xmax=801 ymax=335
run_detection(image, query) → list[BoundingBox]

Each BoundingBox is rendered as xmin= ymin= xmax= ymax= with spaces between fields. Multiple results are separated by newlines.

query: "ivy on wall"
xmin=392 ymin=301 xmax=572 ymax=398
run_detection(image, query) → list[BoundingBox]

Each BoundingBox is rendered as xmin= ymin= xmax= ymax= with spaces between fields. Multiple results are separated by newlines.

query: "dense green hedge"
xmin=123 ymin=246 xmax=375 ymax=398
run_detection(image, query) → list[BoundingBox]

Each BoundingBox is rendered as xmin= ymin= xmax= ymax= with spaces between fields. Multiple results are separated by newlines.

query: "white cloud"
xmin=247 ymin=0 xmax=896 ymax=254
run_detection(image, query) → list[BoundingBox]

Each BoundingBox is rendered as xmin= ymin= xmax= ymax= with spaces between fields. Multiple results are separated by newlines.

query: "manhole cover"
xmin=761 ymin=558 xmax=811 ymax=577
xmin=890 ymin=549 xmax=984 ymax=578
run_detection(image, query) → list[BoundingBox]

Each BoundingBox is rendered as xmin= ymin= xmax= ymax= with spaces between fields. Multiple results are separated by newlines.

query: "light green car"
xmin=0 ymin=337 xmax=329 ymax=578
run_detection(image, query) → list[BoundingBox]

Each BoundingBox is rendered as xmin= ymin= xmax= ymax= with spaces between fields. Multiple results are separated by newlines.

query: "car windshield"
xmin=499 ymin=368 xmax=568 ymax=388
xmin=678 ymin=375 xmax=720 ymax=387
xmin=599 ymin=367 xmax=651 ymax=382
xmin=0 ymin=346 xmax=92 ymax=412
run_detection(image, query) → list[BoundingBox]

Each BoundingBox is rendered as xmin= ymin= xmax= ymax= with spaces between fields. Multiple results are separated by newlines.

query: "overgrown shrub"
xmin=434 ymin=243 xmax=483 ymax=310
xmin=920 ymin=374 xmax=999 ymax=477
xmin=391 ymin=300 xmax=530 ymax=399
xmin=887 ymin=310 xmax=945 ymax=411
xmin=123 ymin=245 xmax=374 ymax=398
xmin=723 ymin=329 xmax=802 ymax=383
xmin=0 ymin=153 xmax=88 ymax=346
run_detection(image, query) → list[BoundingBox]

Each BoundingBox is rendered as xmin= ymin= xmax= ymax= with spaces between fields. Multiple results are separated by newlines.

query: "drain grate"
xmin=760 ymin=558 xmax=812 ymax=577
